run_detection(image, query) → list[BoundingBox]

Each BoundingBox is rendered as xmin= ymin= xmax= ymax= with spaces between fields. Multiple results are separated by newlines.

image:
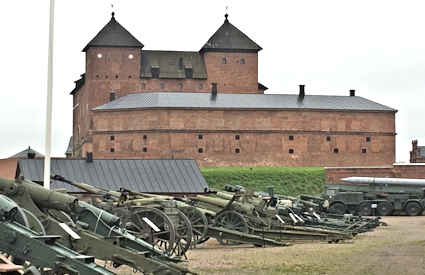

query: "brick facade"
xmin=410 ymin=140 xmax=425 ymax=163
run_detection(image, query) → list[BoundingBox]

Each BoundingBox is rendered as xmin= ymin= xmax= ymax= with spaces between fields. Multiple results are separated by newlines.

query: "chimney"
xmin=86 ymin=152 xmax=93 ymax=163
xmin=27 ymin=146 xmax=35 ymax=159
xmin=211 ymin=83 xmax=217 ymax=100
xmin=298 ymin=85 xmax=305 ymax=100
xmin=349 ymin=89 xmax=355 ymax=97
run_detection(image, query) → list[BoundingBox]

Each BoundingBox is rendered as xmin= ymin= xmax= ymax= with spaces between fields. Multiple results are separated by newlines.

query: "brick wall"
xmin=89 ymin=108 xmax=396 ymax=167
xmin=326 ymin=164 xmax=425 ymax=184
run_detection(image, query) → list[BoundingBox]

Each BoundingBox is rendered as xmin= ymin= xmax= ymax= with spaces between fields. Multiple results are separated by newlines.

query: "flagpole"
xmin=44 ymin=0 xmax=55 ymax=189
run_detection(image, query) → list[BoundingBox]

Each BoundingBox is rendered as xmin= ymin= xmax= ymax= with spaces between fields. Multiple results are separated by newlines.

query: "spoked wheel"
xmin=132 ymin=207 xmax=176 ymax=255
xmin=169 ymin=209 xmax=193 ymax=256
xmin=214 ymin=210 xmax=248 ymax=245
xmin=178 ymin=206 xmax=209 ymax=246
xmin=22 ymin=208 xmax=46 ymax=235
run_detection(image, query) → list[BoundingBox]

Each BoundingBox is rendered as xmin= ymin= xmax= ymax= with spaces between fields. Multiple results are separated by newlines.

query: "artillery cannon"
xmin=0 ymin=177 xmax=195 ymax=275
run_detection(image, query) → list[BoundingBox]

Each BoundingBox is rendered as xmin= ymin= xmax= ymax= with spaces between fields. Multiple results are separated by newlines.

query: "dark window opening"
xmin=143 ymin=147 xmax=147 ymax=152
xmin=222 ymin=57 xmax=227 ymax=64
xmin=198 ymin=148 xmax=203 ymax=153
xmin=178 ymin=83 xmax=183 ymax=89
xmin=240 ymin=58 xmax=245 ymax=64
xmin=160 ymin=83 xmax=165 ymax=89
xmin=289 ymin=135 xmax=294 ymax=141
xmin=115 ymin=75 xmax=119 ymax=79
xmin=211 ymin=83 xmax=217 ymax=93
xmin=333 ymin=148 xmax=339 ymax=153
xmin=198 ymin=83 xmax=203 ymax=89
xmin=185 ymin=68 xmax=193 ymax=79
xmin=366 ymin=137 xmax=371 ymax=142
xmin=178 ymin=57 xmax=184 ymax=70
xmin=109 ymin=92 xmax=116 ymax=102
xmin=128 ymin=75 xmax=132 ymax=79
xmin=96 ymin=74 xmax=100 ymax=78
xmin=235 ymin=135 xmax=240 ymax=140
xmin=235 ymin=148 xmax=240 ymax=154
xmin=110 ymin=148 xmax=115 ymax=153
xmin=326 ymin=136 xmax=331 ymax=141
xmin=289 ymin=148 xmax=294 ymax=154
xmin=110 ymin=136 xmax=115 ymax=141
xmin=105 ymin=75 xmax=108 ymax=79
xmin=143 ymin=135 xmax=147 ymax=140
xmin=151 ymin=67 xmax=160 ymax=78
xmin=362 ymin=148 xmax=367 ymax=153
xmin=198 ymin=134 xmax=203 ymax=140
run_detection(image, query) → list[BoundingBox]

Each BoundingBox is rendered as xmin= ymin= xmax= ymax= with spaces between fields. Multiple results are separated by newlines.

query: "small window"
xmin=362 ymin=148 xmax=367 ymax=153
xmin=326 ymin=136 xmax=331 ymax=141
xmin=115 ymin=74 xmax=119 ymax=79
xmin=235 ymin=148 xmax=240 ymax=154
xmin=128 ymin=75 xmax=132 ymax=79
xmin=198 ymin=148 xmax=203 ymax=153
xmin=366 ymin=137 xmax=371 ymax=142
xmin=333 ymin=148 xmax=339 ymax=153
xmin=143 ymin=135 xmax=147 ymax=140
xmin=151 ymin=67 xmax=160 ymax=78
xmin=143 ymin=147 xmax=147 ymax=152
xmin=211 ymin=83 xmax=217 ymax=93
xmin=96 ymin=74 xmax=100 ymax=78
xmin=240 ymin=58 xmax=245 ymax=64
xmin=110 ymin=136 xmax=115 ymax=141
xmin=198 ymin=134 xmax=203 ymax=140
xmin=110 ymin=148 xmax=115 ymax=153
xmin=289 ymin=149 xmax=294 ymax=154
xmin=222 ymin=57 xmax=227 ymax=64
xmin=289 ymin=135 xmax=294 ymax=141
xmin=160 ymin=83 xmax=165 ymax=89
xmin=105 ymin=75 xmax=108 ymax=79
xmin=109 ymin=92 xmax=116 ymax=102
xmin=185 ymin=68 xmax=193 ymax=79
xmin=235 ymin=135 xmax=240 ymax=140
xmin=178 ymin=83 xmax=183 ymax=89
xmin=178 ymin=58 xmax=184 ymax=70
xmin=128 ymin=54 xmax=134 ymax=59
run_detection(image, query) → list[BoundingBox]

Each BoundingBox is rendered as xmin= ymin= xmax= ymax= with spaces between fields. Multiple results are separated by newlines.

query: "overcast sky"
xmin=0 ymin=0 xmax=423 ymax=162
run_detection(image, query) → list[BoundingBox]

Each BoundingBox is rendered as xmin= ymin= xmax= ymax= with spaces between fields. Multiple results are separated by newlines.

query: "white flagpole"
xmin=44 ymin=0 xmax=55 ymax=189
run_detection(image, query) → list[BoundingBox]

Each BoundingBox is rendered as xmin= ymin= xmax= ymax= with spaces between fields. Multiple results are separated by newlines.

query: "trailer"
xmin=324 ymin=177 xmax=425 ymax=216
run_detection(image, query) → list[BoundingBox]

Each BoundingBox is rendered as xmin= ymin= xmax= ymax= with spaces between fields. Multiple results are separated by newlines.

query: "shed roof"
xmin=17 ymin=159 xmax=209 ymax=194
xmin=201 ymin=14 xmax=262 ymax=52
xmin=141 ymin=51 xmax=207 ymax=79
xmin=82 ymin=13 xmax=144 ymax=52
xmin=94 ymin=92 xmax=396 ymax=112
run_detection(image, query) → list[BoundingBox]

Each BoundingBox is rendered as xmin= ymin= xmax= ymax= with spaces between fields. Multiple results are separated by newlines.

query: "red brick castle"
xmin=70 ymin=12 xmax=397 ymax=167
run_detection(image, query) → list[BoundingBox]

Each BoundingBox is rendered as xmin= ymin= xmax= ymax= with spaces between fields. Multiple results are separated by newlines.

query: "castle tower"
xmin=200 ymin=14 xmax=263 ymax=93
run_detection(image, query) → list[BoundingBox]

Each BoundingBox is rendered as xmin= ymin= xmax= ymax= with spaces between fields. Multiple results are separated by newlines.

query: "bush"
xmin=201 ymin=167 xmax=325 ymax=196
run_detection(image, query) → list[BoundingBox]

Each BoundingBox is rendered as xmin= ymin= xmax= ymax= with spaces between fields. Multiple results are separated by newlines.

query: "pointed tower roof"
xmin=82 ymin=12 xmax=144 ymax=52
xmin=201 ymin=14 xmax=262 ymax=52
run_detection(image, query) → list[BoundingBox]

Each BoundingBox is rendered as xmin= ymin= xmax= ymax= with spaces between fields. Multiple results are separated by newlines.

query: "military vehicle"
xmin=324 ymin=177 xmax=425 ymax=216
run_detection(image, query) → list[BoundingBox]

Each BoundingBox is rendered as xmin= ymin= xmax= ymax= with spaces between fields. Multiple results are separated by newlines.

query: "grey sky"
xmin=1 ymin=0 xmax=423 ymax=162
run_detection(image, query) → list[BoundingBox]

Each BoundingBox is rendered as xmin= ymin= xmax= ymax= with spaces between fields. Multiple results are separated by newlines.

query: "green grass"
xmin=201 ymin=167 xmax=325 ymax=196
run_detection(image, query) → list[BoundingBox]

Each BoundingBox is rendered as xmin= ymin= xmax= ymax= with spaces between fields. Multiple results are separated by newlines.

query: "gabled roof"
xmin=17 ymin=159 xmax=209 ymax=194
xmin=141 ymin=50 xmax=207 ymax=79
xmin=201 ymin=14 xmax=262 ymax=52
xmin=94 ymin=92 xmax=397 ymax=112
xmin=10 ymin=147 xmax=44 ymax=159
xmin=82 ymin=13 xmax=144 ymax=52
xmin=70 ymin=74 xmax=85 ymax=95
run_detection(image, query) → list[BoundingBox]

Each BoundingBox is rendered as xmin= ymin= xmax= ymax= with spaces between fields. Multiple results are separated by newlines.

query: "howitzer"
xmin=0 ymin=194 xmax=118 ymax=275
xmin=0 ymin=177 xmax=195 ymax=275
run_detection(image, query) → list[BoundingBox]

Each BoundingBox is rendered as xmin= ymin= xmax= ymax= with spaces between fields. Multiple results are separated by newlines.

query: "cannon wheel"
xmin=21 ymin=208 xmax=46 ymax=235
xmin=214 ymin=210 xmax=248 ymax=245
xmin=328 ymin=202 xmax=346 ymax=215
xmin=178 ymin=206 xmax=209 ymax=246
xmin=132 ymin=207 xmax=176 ymax=256
xmin=170 ymin=209 xmax=193 ymax=256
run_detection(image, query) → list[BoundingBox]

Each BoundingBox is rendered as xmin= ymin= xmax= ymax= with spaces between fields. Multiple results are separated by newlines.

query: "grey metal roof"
xmin=17 ymin=159 xmax=209 ymax=194
xmin=94 ymin=92 xmax=396 ymax=112
xmin=82 ymin=13 xmax=144 ymax=52
xmin=141 ymin=50 xmax=207 ymax=79
xmin=10 ymin=147 xmax=44 ymax=159
xmin=201 ymin=14 xmax=262 ymax=52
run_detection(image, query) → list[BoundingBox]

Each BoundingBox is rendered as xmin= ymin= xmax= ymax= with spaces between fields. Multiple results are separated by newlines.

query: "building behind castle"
xmin=69 ymin=12 xmax=397 ymax=167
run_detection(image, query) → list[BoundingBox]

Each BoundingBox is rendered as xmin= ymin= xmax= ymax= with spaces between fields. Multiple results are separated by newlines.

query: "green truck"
xmin=324 ymin=177 xmax=425 ymax=216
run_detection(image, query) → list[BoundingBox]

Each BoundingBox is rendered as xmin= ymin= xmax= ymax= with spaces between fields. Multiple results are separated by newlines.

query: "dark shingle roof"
xmin=201 ymin=14 xmax=262 ymax=52
xmin=82 ymin=13 xmax=144 ymax=52
xmin=141 ymin=51 xmax=207 ymax=79
xmin=70 ymin=74 xmax=85 ymax=95
xmin=94 ymin=92 xmax=396 ymax=112
xmin=17 ymin=159 xmax=209 ymax=194
xmin=10 ymin=147 xmax=44 ymax=159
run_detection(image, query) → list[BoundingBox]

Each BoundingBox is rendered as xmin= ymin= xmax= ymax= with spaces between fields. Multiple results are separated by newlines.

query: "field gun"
xmin=0 ymin=176 xmax=195 ymax=275
xmin=0 ymin=194 xmax=119 ymax=275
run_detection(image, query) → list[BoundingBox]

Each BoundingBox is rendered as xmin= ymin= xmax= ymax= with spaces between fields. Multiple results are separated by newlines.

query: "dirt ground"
xmin=113 ymin=216 xmax=425 ymax=275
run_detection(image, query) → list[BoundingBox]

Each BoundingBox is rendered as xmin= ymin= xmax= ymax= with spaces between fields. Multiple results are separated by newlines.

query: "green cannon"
xmin=0 ymin=194 xmax=118 ymax=275
xmin=0 ymin=177 xmax=194 ymax=275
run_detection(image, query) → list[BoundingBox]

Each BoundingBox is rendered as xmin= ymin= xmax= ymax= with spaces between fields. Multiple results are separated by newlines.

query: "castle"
xmin=70 ymin=12 xmax=397 ymax=167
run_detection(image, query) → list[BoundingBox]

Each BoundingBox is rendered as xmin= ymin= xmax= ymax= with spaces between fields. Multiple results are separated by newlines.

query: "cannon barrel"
xmin=341 ymin=177 xmax=425 ymax=186
xmin=193 ymin=194 xmax=255 ymax=214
